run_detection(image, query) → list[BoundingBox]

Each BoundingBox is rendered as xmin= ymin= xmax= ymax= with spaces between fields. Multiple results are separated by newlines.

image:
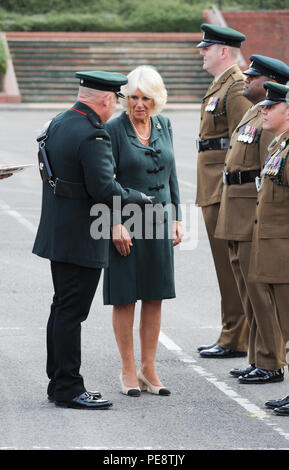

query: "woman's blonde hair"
xmin=120 ymin=65 xmax=167 ymax=115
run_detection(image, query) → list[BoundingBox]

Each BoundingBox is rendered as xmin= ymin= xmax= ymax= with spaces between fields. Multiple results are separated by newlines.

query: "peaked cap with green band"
xmin=260 ymin=82 xmax=289 ymax=107
xmin=75 ymin=70 xmax=128 ymax=98
xmin=196 ymin=23 xmax=246 ymax=49
xmin=244 ymin=55 xmax=289 ymax=85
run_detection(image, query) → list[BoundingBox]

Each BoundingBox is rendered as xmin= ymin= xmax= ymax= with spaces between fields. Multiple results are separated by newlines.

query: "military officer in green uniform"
xmin=195 ymin=24 xmax=251 ymax=358
xmin=246 ymin=82 xmax=289 ymax=414
xmin=215 ymin=56 xmax=289 ymax=383
xmin=32 ymin=70 xmax=152 ymax=409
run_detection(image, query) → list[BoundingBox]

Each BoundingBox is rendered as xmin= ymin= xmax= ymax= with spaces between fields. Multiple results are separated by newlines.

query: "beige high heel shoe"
xmin=137 ymin=370 xmax=171 ymax=396
xmin=120 ymin=373 xmax=141 ymax=397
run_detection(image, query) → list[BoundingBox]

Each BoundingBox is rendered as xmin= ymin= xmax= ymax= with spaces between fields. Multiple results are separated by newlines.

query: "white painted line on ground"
xmin=0 ymin=200 xmax=37 ymax=235
xmin=159 ymin=330 xmax=289 ymax=445
xmin=159 ymin=331 xmax=182 ymax=351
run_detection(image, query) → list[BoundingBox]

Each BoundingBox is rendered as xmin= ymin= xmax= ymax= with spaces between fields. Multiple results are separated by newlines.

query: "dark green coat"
xmin=103 ymin=111 xmax=181 ymax=305
xmin=32 ymin=102 xmax=144 ymax=269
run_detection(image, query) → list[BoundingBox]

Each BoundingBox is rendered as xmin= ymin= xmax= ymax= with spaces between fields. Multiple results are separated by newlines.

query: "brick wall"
xmin=204 ymin=10 xmax=289 ymax=67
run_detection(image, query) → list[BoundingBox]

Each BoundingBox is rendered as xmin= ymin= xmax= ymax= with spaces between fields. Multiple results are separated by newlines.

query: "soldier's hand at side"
xmin=111 ymin=224 xmax=132 ymax=256
xmin=172 ymin=221 xmax=184 ymax=246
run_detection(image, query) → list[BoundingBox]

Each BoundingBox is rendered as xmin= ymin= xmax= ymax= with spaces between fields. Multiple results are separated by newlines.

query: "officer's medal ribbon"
xmin=237 ymin=125 xmax=246 ymax=142
xmin=248 ymin=127 xmax=257 ymax=144
xmin=256 ymin=146 xmax=284 ymax=191
xmin=243 ymin=125 xmax=250 ymax=142
xmin=205 ymin=96 xmax=219 ymax=112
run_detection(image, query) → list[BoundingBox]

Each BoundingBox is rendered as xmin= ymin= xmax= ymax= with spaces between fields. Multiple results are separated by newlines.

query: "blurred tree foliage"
xmin=0 ymin=0 xmax=287 ymax=31
xmin=0 ymin=36 xmax=7 ymax=76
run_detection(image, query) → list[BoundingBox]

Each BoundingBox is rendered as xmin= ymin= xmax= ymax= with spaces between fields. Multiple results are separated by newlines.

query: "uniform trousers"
xmin=267 ymin=284 xmax=289 ymax=367
xmin=47 ymin=261 xmax=102 ymax=401
xmin=228 ymin=240 xmax=287 ymax=370
xmin=202 ymin=204 xmax=249 ymax=351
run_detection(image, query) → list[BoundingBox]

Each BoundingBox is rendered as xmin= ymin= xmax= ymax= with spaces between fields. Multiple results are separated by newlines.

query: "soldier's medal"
xmin=243 ymin=125 xmax=250 ymax=143
xmin=237 ymin=126 xmax=246 ymax=142
xmin=272 ymin=156 xmax=283 ymax=175
xmin=263 ymin=153 xmax=283 ymax=177
xmin=248 ymin=127 xmax=257 ymax=144
xmin=205 ymin=96 xmax=219 ymax=112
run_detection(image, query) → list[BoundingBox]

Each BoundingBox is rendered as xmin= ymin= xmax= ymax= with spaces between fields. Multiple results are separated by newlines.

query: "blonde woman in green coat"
xmin=104 ymin=66 xmax=183 ymax=397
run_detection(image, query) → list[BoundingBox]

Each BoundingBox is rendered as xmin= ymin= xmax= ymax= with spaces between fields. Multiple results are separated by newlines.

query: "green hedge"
xmin=0 ymin=2 xmax=203 ymax=32
xmin=0 ymin=0 xmax=287 ymax=32
xmin=0 ymin=36 xmax=7 ymax=76
xmin=0 ymin=0 xmax=287 ymax=14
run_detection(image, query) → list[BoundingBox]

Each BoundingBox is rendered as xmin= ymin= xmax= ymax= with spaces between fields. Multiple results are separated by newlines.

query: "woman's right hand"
xmin=111 ymin=224 xmax=132 ymax=256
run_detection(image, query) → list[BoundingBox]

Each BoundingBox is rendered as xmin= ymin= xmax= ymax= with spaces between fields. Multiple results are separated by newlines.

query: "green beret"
xmin=196 ymin=23 xmax=246 ymax=49
xmin=75 ymin=70 xmax=128 ymax=98
xmin=244 ymin=55 xmax=289 ymax=84
xmin=260 ymin=81 xmax=289 ymax=106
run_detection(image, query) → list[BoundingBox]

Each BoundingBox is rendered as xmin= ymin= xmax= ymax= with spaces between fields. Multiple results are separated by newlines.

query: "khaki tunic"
xmin=249 ymin=129 xmax=289 ymax=284
xmin=196 ymin=65 xmax=251 ymax=350
xmin=196 ymin=64 xmax=251 ymax=207
xmin=249 ymin=130 xmax=289 ymax=365
xmin=215 ymin=105 xmax=274 ymax=241
xmin=215 ymin=106 xmax=283 ymax=369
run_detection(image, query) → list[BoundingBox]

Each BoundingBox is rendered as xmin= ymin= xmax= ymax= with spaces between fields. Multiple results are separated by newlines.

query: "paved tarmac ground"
xmin=0 ymin=106 xmax=289 ymax=452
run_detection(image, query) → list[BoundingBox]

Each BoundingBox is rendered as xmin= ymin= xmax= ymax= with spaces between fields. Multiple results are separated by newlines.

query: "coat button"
xmin=254 ymin=219 xmax=258 ymax=224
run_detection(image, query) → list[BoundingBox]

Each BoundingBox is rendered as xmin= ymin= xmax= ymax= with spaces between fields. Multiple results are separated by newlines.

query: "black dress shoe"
xmin=273 ymin=403 xmax=289 ymax=416
xmin=265 ymin=394 xmax=289 ymax=409
xmin=55 ymin=392 xmax=113 ymax=409
xmin=238 ymin=368 xmax=284 ymax=384
xmin=199 ymin=344 xmax=247 ymax=358
xmin=197 ymin=342 xmax=216 ymax=352
xmin=230 ymin=364 xmax=255 ymax=377
xmin=48 ymin=389 xmax=102 ymax=403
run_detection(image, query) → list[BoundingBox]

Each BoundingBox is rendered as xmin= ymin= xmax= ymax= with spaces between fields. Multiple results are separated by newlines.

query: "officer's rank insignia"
xmin=205 ymin=96 xmax=219 ymax=112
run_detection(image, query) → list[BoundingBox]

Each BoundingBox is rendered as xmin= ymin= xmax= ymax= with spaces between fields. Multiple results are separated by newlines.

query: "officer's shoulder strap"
xmin=86 ymin=110 xmax=103 ymax=129
xmin=36 ymin=119 xmax=53 ymax=143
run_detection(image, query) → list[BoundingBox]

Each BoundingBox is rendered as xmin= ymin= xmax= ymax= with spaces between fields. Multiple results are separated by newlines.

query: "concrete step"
xmin=14 ymin=65 xmax=207 ymax=74
xmin=8 ymin=35 xmax=208 ymax=103
xmin=21 ymin=93 xmax=203 ymax=103
xmin=8 ymin=40 xmax=200 ymax=48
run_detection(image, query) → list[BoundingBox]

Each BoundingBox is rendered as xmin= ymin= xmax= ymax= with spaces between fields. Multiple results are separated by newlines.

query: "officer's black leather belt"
xmin=223 ymin=169 xmax=260 ymax=185
xmin=197 ymin=137 xmax=230 ymax=152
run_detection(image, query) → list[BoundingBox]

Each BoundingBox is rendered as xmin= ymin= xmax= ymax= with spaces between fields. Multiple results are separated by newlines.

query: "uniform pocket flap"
xmin=202 ymin=150 xmax=225 ymax=165
xmin=228 ymin=183 xmax=257 ymax=198
xmin=260 ymin=224 xmax=289 ymax=239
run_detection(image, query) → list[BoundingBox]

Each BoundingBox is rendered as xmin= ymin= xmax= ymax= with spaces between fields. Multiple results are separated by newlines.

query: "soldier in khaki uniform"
xmin=195 ymin=24 xmax=251 ymax=358
xmin=215 ymin=56 xmax=289 ymax=383
xmin=245 ymin=82 xmax=289 ymax=414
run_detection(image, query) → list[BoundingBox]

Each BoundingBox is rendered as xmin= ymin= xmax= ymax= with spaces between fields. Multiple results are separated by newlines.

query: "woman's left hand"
xmin=172 ymin=221 xmax=184 ymax=246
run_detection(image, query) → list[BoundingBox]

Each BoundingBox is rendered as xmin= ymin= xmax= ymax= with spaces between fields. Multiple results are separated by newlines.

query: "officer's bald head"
xmin=77 ymin=86 xmax=113 ymax=103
